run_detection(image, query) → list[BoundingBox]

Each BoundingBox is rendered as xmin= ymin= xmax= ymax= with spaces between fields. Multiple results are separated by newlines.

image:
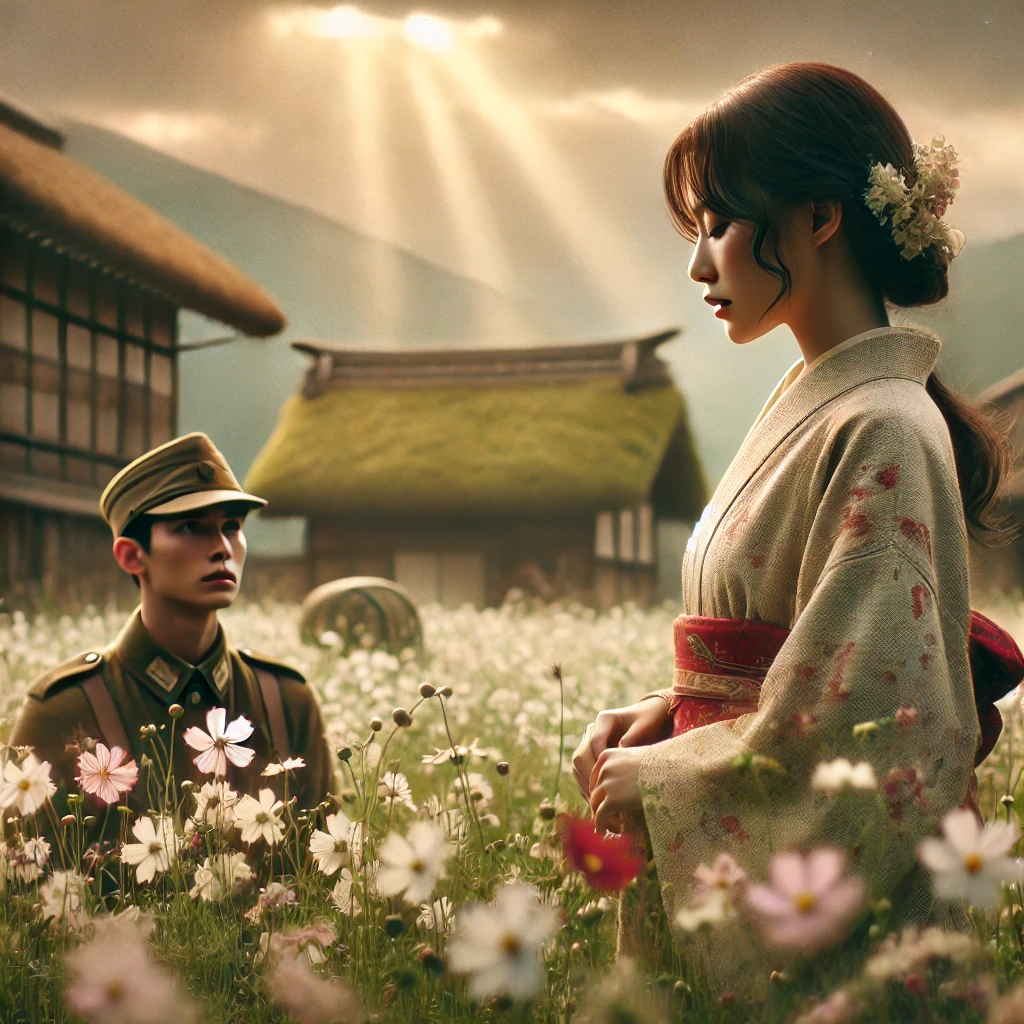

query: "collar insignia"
xmin=212 ymin=657 xmax=230 ymax=693
xmin=146 ymin=657 xmax=180 ymax=692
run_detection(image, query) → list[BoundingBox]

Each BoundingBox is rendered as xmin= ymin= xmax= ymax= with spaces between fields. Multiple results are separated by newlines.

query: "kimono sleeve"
xmin=637 ymin=413 xmax=979 ymax=939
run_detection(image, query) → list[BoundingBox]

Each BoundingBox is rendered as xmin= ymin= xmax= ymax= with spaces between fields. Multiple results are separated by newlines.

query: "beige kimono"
xmin=636 ymin=325 xmax=978 ymax=987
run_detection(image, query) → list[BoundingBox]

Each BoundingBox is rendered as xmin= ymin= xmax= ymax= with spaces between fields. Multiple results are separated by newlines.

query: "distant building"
xmin=245 ymin=330 xmax=708 ymax=608
xmin=971 ymin=368 xmax=1024 ymax=599
xmin=0 ymin=94 xmax=285 ymax=607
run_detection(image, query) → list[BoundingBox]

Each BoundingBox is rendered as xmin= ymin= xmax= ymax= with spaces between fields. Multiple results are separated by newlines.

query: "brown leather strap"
xmin=254 ymin=667 xmax=290 ymax=759
xmin=79 ymin=674 xmax=132 ymax=752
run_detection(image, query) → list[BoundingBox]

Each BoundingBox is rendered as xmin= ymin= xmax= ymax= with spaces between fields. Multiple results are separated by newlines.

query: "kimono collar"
xmin=112 ymin=606 xmax=232 ymax=705
xmin=695 ymin=325 xmax=941 ymax=560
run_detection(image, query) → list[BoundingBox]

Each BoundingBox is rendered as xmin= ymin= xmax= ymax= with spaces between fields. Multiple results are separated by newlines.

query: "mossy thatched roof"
xmin=246 ymin=378 xmax=706 ymax=519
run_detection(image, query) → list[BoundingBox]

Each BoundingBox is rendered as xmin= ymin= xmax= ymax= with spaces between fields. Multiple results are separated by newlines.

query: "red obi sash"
xmin=669 ymin=610 xmax=1024 ymax=766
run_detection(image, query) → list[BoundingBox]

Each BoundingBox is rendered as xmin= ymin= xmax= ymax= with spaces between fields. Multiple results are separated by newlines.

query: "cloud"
xmin=534 ymin=88 xmax=708 ymax=126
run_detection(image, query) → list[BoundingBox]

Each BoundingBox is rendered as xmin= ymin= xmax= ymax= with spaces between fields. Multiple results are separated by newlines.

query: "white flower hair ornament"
xmin=864 ymin=135 xmax=966 ymax=262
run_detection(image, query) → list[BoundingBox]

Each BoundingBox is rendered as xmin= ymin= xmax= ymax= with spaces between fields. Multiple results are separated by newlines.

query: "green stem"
xmin=551 ymin=663 xmax=565 ymax=806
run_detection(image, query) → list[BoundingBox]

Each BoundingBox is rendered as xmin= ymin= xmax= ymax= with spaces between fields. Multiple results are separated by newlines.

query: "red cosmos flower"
xmin=558 ymin=814 xmax=644 ymax=892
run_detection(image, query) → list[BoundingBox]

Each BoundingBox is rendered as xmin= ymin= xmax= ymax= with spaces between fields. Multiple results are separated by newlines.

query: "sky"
xmin=4 ymin=0 xmax=1023 ymax=338
xmin=3 ymin=0 xmax=1023 ymax=509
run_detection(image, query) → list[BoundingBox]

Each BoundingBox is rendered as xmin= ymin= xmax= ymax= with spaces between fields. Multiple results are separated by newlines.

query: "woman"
xmin=572 ymin=62 xmax=1020 ymax=987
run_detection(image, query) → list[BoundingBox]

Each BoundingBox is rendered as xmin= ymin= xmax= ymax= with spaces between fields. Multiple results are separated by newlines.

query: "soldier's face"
xmin=143 ymin=507 xmax=247 ymax=610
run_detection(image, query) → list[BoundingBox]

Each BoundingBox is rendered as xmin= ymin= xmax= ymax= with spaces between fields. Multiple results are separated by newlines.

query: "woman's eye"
xmin=709 ymin=222 xmax=729 ymax=238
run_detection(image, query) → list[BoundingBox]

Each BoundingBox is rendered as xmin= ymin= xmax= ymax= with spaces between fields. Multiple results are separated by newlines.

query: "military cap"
xmin=100 ymin=432 xmax=267 ymax=537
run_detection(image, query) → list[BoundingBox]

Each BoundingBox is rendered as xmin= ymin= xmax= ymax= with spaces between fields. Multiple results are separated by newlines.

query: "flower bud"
xmin=392 ymin=707 xmax=413 ymax=728
xmin=439 ymin=685 xmax=453 ymax=698
xmin=337 ymin=747 xmax=353 ymax=762
xmin=538 ymin=799 xmax=556 ymax=821
xmin=1002 ymin=794 xmax=1015 ymax=807
xmin=416 ymin=946 xmax=444 ymax=976
xmin=369 ymin=717 xmax=383 ymax=732
xmin=384 ymin=913 xmax=405 ymax=938
xmin=180 ymin=780 xmax=194 ymax=791
xmin=418 ymin=682 xmax=437 ymax=698
xmin=496 ymin=761 xmax=510 ymax=776
xmin=66 ymin=794 xmax=82 ymax=807
xmin=60 ymin=814 xmax=76 ymax=827
xmin=83 ymin=815 xmax=97 ymax=828
xmin=168 ymin=704 xmax=184 ymax=720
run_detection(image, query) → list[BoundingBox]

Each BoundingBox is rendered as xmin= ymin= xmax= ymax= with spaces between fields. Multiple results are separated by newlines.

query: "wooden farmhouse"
xmin=971 ymin=368 xmax=1024 ymax=599
xmin=0 ymin=95 xmax=285 ymax=607
xmin=245 ymin=330 xmax=708 ymax=608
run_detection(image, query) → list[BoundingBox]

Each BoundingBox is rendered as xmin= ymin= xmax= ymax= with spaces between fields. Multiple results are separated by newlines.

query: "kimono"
xmin=635 ymin=325 xmax=979 ymax=989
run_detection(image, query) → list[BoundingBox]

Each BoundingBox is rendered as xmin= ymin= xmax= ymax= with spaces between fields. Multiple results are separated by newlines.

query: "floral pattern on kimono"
xmin=635 ymin=326 xmax=978 ymax=991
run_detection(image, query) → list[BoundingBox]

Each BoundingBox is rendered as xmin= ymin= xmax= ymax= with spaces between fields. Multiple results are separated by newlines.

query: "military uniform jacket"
xmin=10 ymin=608 xmax=337 ymax=841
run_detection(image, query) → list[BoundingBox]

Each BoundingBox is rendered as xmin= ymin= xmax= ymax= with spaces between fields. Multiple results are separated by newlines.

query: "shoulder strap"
xmin=254 ymin=666 xmax=291 ymax=759
xmin=79 ymin=674 xmax=132 ymax=753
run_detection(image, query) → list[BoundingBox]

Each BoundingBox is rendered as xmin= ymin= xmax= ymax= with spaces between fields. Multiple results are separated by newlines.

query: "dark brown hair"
xmin=664 ymin=61 xmax=1018 ymax=547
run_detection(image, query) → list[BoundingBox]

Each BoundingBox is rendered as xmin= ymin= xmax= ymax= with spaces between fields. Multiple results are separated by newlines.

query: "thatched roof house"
xmin=246 ymin=330 xmax=707 ymax=607
xmin=0 ymin=93 xmax=285 ymax=606
xmin=972 ymin=368 xmax=1024 ymax=598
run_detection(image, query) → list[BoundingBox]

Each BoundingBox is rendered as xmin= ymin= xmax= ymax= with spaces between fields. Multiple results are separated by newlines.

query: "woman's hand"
xmin=589 ymin=746 xmax=644 ymax=833
xmin=571 ymin=696 xmax=670 ymax=799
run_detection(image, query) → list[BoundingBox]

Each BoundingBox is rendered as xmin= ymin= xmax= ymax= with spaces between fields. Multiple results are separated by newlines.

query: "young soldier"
xmin=9 ymin=432 xmax=336 ymax=838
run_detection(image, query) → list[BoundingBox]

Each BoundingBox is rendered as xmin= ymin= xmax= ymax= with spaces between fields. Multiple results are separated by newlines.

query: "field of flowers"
xmin=2 ymin=593 xmax=1024 ymax=1024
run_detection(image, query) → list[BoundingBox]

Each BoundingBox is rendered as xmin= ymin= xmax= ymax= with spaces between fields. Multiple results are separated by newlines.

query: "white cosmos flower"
xmin=234 ymin=788 xmax=285 ymax=846
xmin=309 ymin=811 xmax=354 ymax=876
xmin=3 ymin=837 xmax=51 ymax=883
xmin=811 ymin=758 xmax=878 ymax=792
xmin=417 ymin=896 xmax=454 ymax=934
xmin=378 ymin=771 xmax=417 ymax=811
xmin=918 ymin=808 xmax=1019 ymax=909
xmin=0 ymin=753 xmax=56 ymax=815
xmin=191 ymin=780 xmax=240 ymax=828
xmin=120 ymin=815 xmax=179 ymax=884
xmin=330 ymin=869 xmax=362 ymax=917
xmin=189 ymin=852 xmax=253 ymax=902
xmin=182 ymin=708 xmax=255 ymax=776
xmin=452 ymin=772 xmax=494 ymax=808
xmin=447 ymin=881 xmax=560 ymax=1001
xmin=674 ymin=888 xmax=732 ymax=933
xmin=262 ymin=756 xmax=306 ymax=777
xmin=38 ymin=869 xmax=88 ymax=928
xmin=376 ymin=821 xmax=453 ymax=906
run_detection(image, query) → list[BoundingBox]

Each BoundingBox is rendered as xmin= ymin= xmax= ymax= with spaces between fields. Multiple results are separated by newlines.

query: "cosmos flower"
xmin=234 ymin=789 xmax=286 ymax=846
xmin=262 ymin=757 xmax=306 ymax=777
xmin=674 ymin=889 xmax=732 ymax=933
xmin=120 ymin=816 xmax=179 ymax=884
xmin=267 ymin=947 xmax=362 ymax=1024
xmin=0 ymin=753 xmax=56 ymax=816
xmin=918 ymin=808 xmax=1019 ymax=909
xmin=378 ymin=771 xmax=417 ymax=812
xmin=421 ymin=737 xmax=488 ymax=765
xmin=558 ymin=814 xmax=643 ymax=892
xmin=692 ymin=853 xmax=747 ymax=896
xmin=447 ymin=881 xmax=559 ymax=1001
xmin=64 ymin=917 xmax=197 ymax=1024
xmin=811 ymin=758 xmax=878 ymax=793
xmin=417 ymin=896 xmax=454 ymax=934
xmin=3 ymin=837 xmax=51 ymax=883
xmin=182 ymin=708 xmax=255 ymax=777
xmin=745 ymin=848 xmax=865 ymax=953
xmin=38 ymin=869 xmax=88 ymax=928
xmin=330 ymin=870 xmax=362 ymax=917
xmin=309 ymin=812 xmax=354 ymax=876
xmin=75 ymin=743 xmax=139 ymax=805
xmin=191 ymin=780 xmax=240 ymax=828
xmin=376 ymin=822 xmax=453 ymax=906
xmin=189 ymin=852 xmax=252 ymax=902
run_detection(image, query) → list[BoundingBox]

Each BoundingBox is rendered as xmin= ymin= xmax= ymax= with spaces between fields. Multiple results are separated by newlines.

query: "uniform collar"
xmin=113 ymin=607 xmax=232 ymax=705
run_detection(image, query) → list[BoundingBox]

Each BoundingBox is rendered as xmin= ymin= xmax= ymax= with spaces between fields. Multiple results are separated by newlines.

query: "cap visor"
xmin=145 ymin=490 xmax=268 ymax=517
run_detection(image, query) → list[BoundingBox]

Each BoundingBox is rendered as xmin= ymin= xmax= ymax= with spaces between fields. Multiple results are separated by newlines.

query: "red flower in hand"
xmin=558 ymin=814 xmax=643 ymax=892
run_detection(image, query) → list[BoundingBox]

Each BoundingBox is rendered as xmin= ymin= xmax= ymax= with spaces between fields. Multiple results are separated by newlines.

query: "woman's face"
xmin=687 ymin=203 xmax=800 ymax=345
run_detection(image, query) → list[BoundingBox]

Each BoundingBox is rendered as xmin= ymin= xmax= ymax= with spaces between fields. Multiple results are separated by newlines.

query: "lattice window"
xmin=594 ymin=504 xmax=655 ymax=567
xmin=0 ymin=223 xmax=178 ymax=489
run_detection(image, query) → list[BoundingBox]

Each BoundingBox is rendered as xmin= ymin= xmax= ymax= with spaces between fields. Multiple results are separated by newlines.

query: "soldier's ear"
xmin=113 ymin=537 xmax=147 ymax=579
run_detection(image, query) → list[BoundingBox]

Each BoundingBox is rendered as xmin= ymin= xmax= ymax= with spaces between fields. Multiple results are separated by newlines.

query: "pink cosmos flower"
xmin=693 ymin=853 xmax=747 ymax=896
xmin=745 ymin=848 xmax=865 ymax=954
xmin=75 ymin=743 xmax=139 ymax=805
xmin=182 ymin=708 xmax=255 ymax=776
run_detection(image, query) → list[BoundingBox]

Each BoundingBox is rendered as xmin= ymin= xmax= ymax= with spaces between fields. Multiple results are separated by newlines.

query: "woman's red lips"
xmin=704 ymin=296 xmax=731 ymax=306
